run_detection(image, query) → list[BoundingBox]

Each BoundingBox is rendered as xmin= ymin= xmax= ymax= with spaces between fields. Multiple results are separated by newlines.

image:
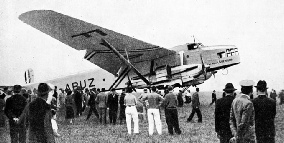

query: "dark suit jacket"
xmin=107 ymin=92 xmax=119 ymax=110
xmin=215 ymin=95 xmax=234 ymax=136
xmin=19 ymin=98 xmax=55 ymax=143
xmin=4 ymin=94 xmax=27 ymax=127
xmin=252 ymin=95 xmax=276 ymax=138
xmin=191 ymin=92 xmax=200 ymax=108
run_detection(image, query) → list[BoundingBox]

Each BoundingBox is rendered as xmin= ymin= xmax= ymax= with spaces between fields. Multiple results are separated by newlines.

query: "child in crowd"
xmin=51 ymin=110 xmax=61 ymax=137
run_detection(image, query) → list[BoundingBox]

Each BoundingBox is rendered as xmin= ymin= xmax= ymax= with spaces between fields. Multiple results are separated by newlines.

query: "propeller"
xmin=200 ymin=54 xmax=209 ymax=80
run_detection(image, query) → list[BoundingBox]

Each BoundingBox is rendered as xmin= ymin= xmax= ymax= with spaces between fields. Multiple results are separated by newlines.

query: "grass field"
xmin=1 ymin=92 xmax=284 ymax=143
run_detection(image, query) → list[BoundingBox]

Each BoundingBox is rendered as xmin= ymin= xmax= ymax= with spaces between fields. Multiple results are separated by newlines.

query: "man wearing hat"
xmin=252 ymin=80 xmax=276 ymax=143
xmin=163 ymin=85 xmax=181 ymax=135
xmin=18 ymin=83 xmax=55 ymax=143
xmin=5 ymin=85 xmax=27 ymax=143
xmin=187 ymin=88 xmax=202 ymax=123
xmin=230 ymin=80 xmax=256 ymax=143
xmin=215 ymin=83 xmax=236 ymax=143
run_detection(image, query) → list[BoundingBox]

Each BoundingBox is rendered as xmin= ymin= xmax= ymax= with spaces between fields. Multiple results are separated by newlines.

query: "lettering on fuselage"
xmin=65 ymin=78 xmax=96 ymax=91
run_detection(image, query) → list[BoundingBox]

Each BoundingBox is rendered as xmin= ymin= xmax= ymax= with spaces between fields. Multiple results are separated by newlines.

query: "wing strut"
xmin=109 ymin=67 xmax=131 ymax=90
xmin=101 ymin=39 xmax=151 ymax=85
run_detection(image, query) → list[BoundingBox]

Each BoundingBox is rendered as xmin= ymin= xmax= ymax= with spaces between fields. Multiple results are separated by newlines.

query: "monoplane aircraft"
xmin=19 ymin=10 xmax=240 ymax=90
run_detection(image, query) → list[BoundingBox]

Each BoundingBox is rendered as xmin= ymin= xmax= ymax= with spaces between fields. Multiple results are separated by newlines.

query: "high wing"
xmin=19 ymin=10 xmax=176 ymax=75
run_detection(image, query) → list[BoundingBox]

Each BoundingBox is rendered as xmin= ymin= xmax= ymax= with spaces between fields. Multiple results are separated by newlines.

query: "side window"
xmin=217 ymin=52 xmax=226 ymax=58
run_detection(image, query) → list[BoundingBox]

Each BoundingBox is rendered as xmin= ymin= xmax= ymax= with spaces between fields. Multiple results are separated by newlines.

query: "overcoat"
xmin=230 ymin=94 xmax=255 ymax=142
xmin=252 ymin=95 xmax=276 ymax=139
xmin=215 ymin=95 xmax=235 ymax=137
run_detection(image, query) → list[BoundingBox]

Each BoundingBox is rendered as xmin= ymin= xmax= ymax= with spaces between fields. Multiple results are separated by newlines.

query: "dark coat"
xmin=191 ymin=92 xmax=200 ymax=108
xmin=4 ymin=94 xmax=27 ymax=128
xmin=107 ymin=92 xmax=119 ymax=110
xmin=19 ymin=98 xmax=55 ymax=143
xmin=215 ymin=95 xmax=234 ymax=136
xmin=0 ymin=98 xmax=5 ymax=127
xmin=252 ymin=95 xmax=276 ymax=138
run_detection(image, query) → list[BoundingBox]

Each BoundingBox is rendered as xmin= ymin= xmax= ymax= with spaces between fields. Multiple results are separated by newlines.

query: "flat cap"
xmin=239 ymin=80 xmax=255 ymax=87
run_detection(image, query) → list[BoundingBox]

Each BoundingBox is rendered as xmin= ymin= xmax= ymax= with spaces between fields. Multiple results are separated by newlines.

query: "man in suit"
xmin=95 ymin=88 xmax=108 ymax=124
xmin=86 ymin=88 xmax=99 ymax=120
xmin=230 ymin=80 xmax=256 ymax=143
xmin=187 ymin=88 xmax=202 ymax=123
xmin=215 ymin=83 xmax=236 ymax=143
xmin=164 ymin=86 xmax=181 ymax=135
xmin=210 ymin=90 xmax=217 ymax=105
xmin=252 ymin=80 xmax=276 ymax=143
xmin=107 ymin=88 xmax=119 ymax=125
xmin=5 ymin=85 xmax=27 ymax=143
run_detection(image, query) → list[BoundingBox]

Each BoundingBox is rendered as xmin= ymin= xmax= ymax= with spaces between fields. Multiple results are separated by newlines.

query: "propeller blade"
xmin=127 ymin=74 xmax=136 ymax=92
xmin=200 ymin=54 xmax=207 ymax=79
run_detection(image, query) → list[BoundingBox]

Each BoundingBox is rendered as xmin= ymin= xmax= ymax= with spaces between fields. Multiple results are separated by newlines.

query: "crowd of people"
xmin=0 ymin=79 xmax=283 ymax=142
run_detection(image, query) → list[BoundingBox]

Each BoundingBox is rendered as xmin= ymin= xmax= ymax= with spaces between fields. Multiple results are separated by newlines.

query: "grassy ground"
xmin=1 ymin=92 xmax=284 ymax=143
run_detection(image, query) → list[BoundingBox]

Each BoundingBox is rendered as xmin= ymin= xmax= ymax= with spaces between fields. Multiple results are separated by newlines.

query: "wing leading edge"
xmin=19 ymin=10 xmax=176 ymax=75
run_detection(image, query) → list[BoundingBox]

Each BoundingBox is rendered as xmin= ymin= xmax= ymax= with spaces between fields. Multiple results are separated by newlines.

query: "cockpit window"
xmin=187 ymin=43 xmax=202 ymax=50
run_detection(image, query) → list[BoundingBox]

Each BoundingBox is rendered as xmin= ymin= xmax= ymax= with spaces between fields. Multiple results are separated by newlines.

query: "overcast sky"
xmin=1 ymin=0 xmax=284 ymax=92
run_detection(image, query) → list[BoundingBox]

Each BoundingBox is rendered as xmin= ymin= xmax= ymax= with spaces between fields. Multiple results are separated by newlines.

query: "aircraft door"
xmin=178 ymin=51 xmax=186 ymax=66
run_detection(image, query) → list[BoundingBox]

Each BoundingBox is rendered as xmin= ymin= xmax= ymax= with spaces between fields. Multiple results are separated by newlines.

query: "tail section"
xmin=25 ymin=68 xmax=34 ymax=84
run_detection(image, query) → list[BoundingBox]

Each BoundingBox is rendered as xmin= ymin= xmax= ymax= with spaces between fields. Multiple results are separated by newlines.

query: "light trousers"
xmin=125 ymin=106 xmax=139 ymax=134
xmin=147 ymin=108 xmax=162 ymax=135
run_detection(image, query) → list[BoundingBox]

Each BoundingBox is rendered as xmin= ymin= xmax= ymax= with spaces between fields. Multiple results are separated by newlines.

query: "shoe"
xmin=198 ymin=121 xmax=202 ymax=123
xmin=54 ymin=133 xmax=61 ymax=137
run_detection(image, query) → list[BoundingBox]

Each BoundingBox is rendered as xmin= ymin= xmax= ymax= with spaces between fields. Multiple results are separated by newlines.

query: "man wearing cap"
xmin=215 ymin=83 xmax=236 ymax=143
xmin=5 ymin=85 xmax=27 ymax=143
xmin=229 ymin=80 xmax=256 ymax=143
xmin=187 ymin=88 xmax=202 ymax=123
xmin=163 ymin=86 xmax=181 ymax=135
xmin=252 ymin=80 xmax=276 ymax=143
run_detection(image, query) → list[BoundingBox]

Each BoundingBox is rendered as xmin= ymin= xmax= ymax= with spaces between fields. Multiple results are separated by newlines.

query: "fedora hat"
xmin=254 ymin=80 xmax=268 ymax=90
xmin=37 ymin=83 xmax=53 ymax=96
xmin=223 ymin=83 xmax=237 ymax=91
xmin=13 ymin=85 xmax=22 ymax=93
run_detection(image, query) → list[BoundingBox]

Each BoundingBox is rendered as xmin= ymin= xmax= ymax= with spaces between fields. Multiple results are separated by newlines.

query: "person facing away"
xmin=279 ymin=89 xmax=284 ymax=105
xmin=5 ymin=85 xmax=27 ymax=143
xmin=73 ymin=87 xmax=83 ymax=116
xmin=163 ymin=85 xmax=182 ymax=135
xmin=229 ymin=80 xmax=256 ymax=143
xmin=95 ymin=88 xmax=108 ymax=124
xmin=18 ymin=83 xmax=56 ymax=143
xmin=269 ymin=89 xmax=277 ymax=101
xmin=187 ymin=88 xmax=202 ymax=123
xmin=51 ymin=110 xmax=61 ymax=137
xmin=215 ymin=83 xmax=236 ymax=143
xmin=107 ymin=88 xmax=119 ymax=125
xmin=65 ymin=90 xmax=75 ymax=124
xmin=124 ymin=87 xmax=139 ymax=135
xmin=252 ymin=80 xmax=276 ymax=143
xmin=210 ymin=90 xmax=217 ymax=105
xmin=184 ymin=89 xmax=191 ymax=104
xmin=119 ymin=89 xmax=126 ymax=124
xmin=86 ymin=88 xmax=99 ymax=120
xmin=141 ymin=86 xmax=164 ymax=136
